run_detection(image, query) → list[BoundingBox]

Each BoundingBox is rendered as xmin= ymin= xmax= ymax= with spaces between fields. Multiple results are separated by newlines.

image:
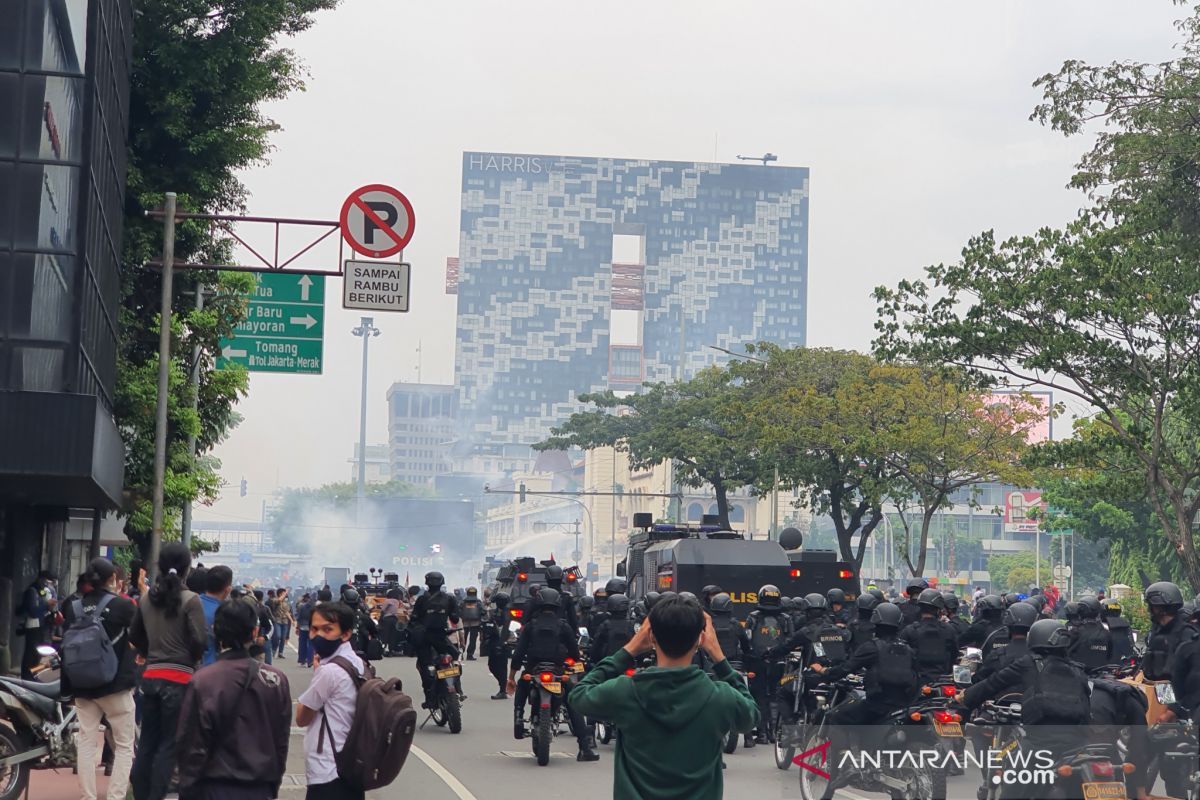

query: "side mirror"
xmin=616 ymin=560 xmax=626 ymax=577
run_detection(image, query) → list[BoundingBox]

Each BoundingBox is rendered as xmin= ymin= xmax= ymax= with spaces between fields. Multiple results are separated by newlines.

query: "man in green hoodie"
xmin=570 ymin=594 xmax=759 ymax=800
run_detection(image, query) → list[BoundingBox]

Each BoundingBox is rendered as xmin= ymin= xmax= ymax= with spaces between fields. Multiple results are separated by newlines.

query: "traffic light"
xmin=519 ymin=483 xmax=526 ymax=503
xmin=239 ymin=478 xmax=247 ymax=497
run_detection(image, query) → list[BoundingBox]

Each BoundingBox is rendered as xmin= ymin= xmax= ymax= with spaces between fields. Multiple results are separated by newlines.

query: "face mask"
xmin=310 ymin=635 xmax=343 ymax=660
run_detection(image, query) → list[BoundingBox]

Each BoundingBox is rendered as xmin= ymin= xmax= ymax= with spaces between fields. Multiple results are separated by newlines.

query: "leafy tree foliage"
xmin=116 ymin=0 xmax=338 ymax=557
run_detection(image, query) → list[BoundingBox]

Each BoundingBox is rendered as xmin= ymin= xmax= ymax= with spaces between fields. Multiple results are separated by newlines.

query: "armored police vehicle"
xmin=619 ymin=514 xmax=859 ymax=619
xmin=487 ymin=556 xmax=585 ymax=621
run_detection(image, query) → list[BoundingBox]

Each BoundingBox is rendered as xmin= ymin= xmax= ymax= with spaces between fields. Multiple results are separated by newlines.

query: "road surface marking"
xmin=410 ymin=744 xmax=479 ymax=800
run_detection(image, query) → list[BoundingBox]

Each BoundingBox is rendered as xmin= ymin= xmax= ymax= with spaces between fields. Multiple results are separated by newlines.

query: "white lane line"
xmin=410 ymin=744 xmax=479 ymax=800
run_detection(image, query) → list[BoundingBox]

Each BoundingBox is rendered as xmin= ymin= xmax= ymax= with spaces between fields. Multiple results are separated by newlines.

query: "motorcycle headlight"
xmin=1155 ymin=683 xmax=1177 ymax=706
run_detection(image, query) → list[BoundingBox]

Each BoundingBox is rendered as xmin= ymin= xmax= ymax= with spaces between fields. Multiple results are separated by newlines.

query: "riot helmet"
xmin=1027 ymin=619 xmax=1072 ymax=654
xmin=826 ymin=588 xmax=846 ymax=606
xmin=1144 ymin=581 xmax=1185 ymax=613
xmin=1002 ymin=602 xmax=1038 ymax=633
xmin=605 ymin=577 xmax=627 ymax=596
xmin=701 ymin=584 xmax=723 ymax=601
xmin=1102 ymin=600 xmax=1122 ymax=619
xmin=710 ymin=593 xmax=734 ymax=614
xmin=643 ymin=591 xmax=663 ymax=610
xmin=492 ymin=591 xmax=511 ymax=608
xmin=906 ymin=577 xmax=929 ymax=596
xmin=941 ymin=591 xmax=960 ymax=612
xmin=867 ymin=587 xmax=885 ymax=602
xmin=791 ymin=595 xmax=810 ymax=614
xmin=341 ymin=588 xmax=361 ymax=607
xmin=631 ymin=600 xmax=647 ymax=621
xmin=871 ymin=602 xmax=904 ymax=631
xmin=979 ymin=594 xmax=1005 ymax=617
xmin=804 ymin=592 xmax=827 ymax=609
xmin=856 ymin=593 xmax=880 ymax=615
xmin=757 ymin=585 xmax=782 ymax=610
xmin=781 ymin=597 xmax=795 ymax=612
xmin=1063 ymin=602 xmax=1081 ymax=623
xmin=917 ymin=588 xmax=944 ymax=612
xmin=466 ymin=587 xmax=478 ymax=597
xmin=1076 ymin=596 xmax=1102 ymax=620
xmin=578 ymin=595 xmax=595 ymax=610
xmin=536 ymin=587 xmax=562 ymax=611
xmin=425 ymin=571 xmax=445 ymax=590
xmin=607 ymin=594 xmax=630 ymax=616
xmin=678 ymin=591 xmax=699 ymax=604
xmin=545 ymin=564 xmax=564 ymax=588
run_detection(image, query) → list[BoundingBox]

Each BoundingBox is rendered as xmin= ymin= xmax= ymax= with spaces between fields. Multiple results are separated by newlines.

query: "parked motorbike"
xmin=421 ymin=653 xmax=463 ymax=734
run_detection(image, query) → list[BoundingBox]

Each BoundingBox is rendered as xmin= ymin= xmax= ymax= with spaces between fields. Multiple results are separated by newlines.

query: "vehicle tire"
xmin=722 ymin=730 xmax=738 ymax=755
xmin=930 ymin=768 xmax=947 ymax=800
xmin=445 ymin=694 xmax=462 ymax=734
xmin=535 ymin=711 xmax=553 ymax=766
xmin=0 ymin=726 xmax=30 ymax=800
xmin=774 ymin=732 xmax=794 ymax=769
xmin=796 ymin=728 xmax=830 ymax=800
xmin=598 ymin=721 xmax=614 ymax=745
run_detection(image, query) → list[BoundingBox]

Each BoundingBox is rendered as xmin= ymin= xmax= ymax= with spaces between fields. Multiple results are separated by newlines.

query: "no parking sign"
xmin=339 ymin=184 xmax=416 ymax=258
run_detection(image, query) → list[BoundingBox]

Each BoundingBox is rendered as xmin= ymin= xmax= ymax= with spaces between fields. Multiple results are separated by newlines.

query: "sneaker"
xmin=744 ymin=734 xmax=756 ymax=749
xmin=577 ymin=747 xmax=600 ymax=762
xmin=491 ymin=691 xmax=507 ymax=700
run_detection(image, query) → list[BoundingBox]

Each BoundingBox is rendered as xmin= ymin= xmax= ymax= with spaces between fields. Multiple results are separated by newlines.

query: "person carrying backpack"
xmin=590 ymin=593 xmax=638 ymax=664
xmin=62 ymin=557 xmax=137 ymax=800
xmin=899 ymin=588 xmax=959 ymax=682
xmin=460 ymin=586 xmax=484 ymax=660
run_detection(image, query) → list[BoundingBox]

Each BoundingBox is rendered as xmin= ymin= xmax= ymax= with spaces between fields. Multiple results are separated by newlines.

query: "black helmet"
xmin=917 ymin=588 xmax=944 ymax=611
xmin=907 ymin=577 xmax=929 ymax=595
xmin=1077 ymin=596 xmax=1102 ymax=620
xmin=605 ymin=577 xmax=627 ymax=595
xmin=537 ymin=587 xmax=562 ymax=611
xmin=701 ymin=584 xmax=722 ymax=598
xmin=341 ymin=588 xmax=361 ymax=606
xmin=492 ymin=591 xmax=510 ymax=608
xmin=757 ymin=585 xmax=782 ymax=609
xmin=867 ymin=587 xmax=885 ymax=602
xmin=644 ymin=591 xmax=663 ymax=610
xmin=781 ymin=597 xmax=795 ymax=611
xmin=1063 ymin=601 xmax=1081 ymax=622
xmin=425 ymin=571 xmax=445 ymax=590
xmin=678 ymin=591 xmax=699 ymax=604
xmin=871 ymin=602 xmax=904 ymax=630
xmin=827 ymin=588 xmax=846 ymax=605
xmin=578 ymin=595 xmax=595 ymax=610
xmin=466 ymin=587 xmax=478 ymax=597
xmin=804 ymin=592 xmax=827 ymax=609
xmin=1102 ymin=600 xmax=1122 ymax=618
xmin=1001 ymin=592 xmax=1019 ymax=607
xmin=607 ymin=594 xmax=630 ymax=615
xmin=1028 ymin=618 xmax=1072 ymax=654
xmin=979 ymin=594 xmax=1005 ymax=615
xmin=631 ymin=600 xmax=647 ymax=621
xmin=710 ymin=593 xmax=734 ymax=614
xmin=857 ymin=594 xmax=880 ymax=613
xmin=941 ymin=591 xmax=960 ymax=612
xmin=791 ymin=595 xmax=810 ymax=613
xmin=1002 ymin=602 xmax=1039 ymax=632
xmin=545 ymin=565 xmax=564 ymax=587
xmin=1144 ymin=581 xmax=1184 ymax=612
xmin=386 ymin=587 xmax=403 ymax=600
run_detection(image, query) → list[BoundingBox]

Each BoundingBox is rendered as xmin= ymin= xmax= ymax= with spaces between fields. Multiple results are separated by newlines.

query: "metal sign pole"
xmin=149 ymin=192 xmax=178 ymax=579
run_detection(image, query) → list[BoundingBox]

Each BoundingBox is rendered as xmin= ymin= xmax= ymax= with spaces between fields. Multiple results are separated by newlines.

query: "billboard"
xmin=1004 ymin=490 xmax=1045 ymax=534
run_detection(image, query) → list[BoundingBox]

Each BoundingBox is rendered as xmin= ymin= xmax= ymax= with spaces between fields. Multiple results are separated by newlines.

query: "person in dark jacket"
xmin=176 ymin=600 xmax=291 ymax=800
xmin=19 ymin=569 xmax=58 ymax=679
xmin=482 ymin=592 xmax=515 ymax=699
xmin=962 ymin=594 xmax=1005 ymax=647
xmin=460 ymin=587 xmax=484 ymax=660
xmin=295 ymin=593 xmax=315 ymax=667
xmin=1101 ymin=601 xmax=1135 ymax=662
xmin=1089 ymin=677 xmax=1150 ymax=800
xmin=129 ymin=543 xmax=208 ymax=800
xmin=899 ymin=589 xmax=958 ymax=682
xmin=64 ymin=558 xmax=137 ymax=800
xmin=974 ymin=601 xmax=1036 ymax=684
xmin=1067 ymin=596 xmax=1113 ymax=669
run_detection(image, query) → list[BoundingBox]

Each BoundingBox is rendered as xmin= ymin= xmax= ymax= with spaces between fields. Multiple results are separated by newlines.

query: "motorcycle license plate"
xmin=779 ymin=673 xmax=796 ymax=685
xmin=542 ymin=682 xmax=562 ymax=694
xmin=1081 ymin=783 xmax=1126 ymax=799
xmin=436 ymin=666 xmax=461 ymax=679
xmin=933 ymin=721 xmax=963 ymax=737
xmin=571 ymin=662 xmax=585 ymax=674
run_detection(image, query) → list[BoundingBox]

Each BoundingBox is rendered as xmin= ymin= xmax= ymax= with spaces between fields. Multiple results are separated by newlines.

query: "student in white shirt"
xmin=295 ymin=602 xmax=364 ymax=800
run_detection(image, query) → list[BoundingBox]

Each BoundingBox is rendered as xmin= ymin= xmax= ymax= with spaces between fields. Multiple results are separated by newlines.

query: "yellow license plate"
xmin=436 ymin=667 xmax=461 ymax=679
xmin=780 ymin=673 xmax=796 ymax=685
xmin=1081 ymin=783 xmax=1126 ymax=799
xmin=571 ymin=662 xmax=585 ymax=673
xmin=933 ymin=722 xmax=963 ymax=737
xmin=542 ymin=682 xmax=562 ymax=694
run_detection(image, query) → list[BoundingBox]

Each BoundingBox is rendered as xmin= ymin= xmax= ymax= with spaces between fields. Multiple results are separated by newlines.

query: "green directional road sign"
xmin=218 ymin=272 xmax=325 ymax=374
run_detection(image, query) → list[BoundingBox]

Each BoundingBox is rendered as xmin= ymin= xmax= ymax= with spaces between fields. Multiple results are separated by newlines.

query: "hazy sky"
xmin=196 ymin=1 xmax=1182 ymax=526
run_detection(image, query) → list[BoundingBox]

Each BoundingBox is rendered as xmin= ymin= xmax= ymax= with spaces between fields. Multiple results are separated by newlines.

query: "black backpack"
xmin=603 ymin=619 xmax=636 ymax=657
xmin=1023 ymin=656 xmax=1090 ymax=725
xmin=875 ymin=639 xmax=918 ymax=691
xmin=914 ymin=622 xmax=948 ymax=669
xmin=816 ymin=624 xmax=848 ymax=662
xmin=525 ymin=612 xmax=566 ymax=664
xmin=62 ymin=595 xmax=120 ymax=689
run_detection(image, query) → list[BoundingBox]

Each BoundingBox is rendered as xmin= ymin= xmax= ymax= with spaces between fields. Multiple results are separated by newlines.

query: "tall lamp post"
xmin=352 ymin=317 xmax=381 ymax=501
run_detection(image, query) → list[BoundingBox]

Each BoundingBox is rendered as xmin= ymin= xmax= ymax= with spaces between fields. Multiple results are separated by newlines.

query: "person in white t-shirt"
xmin=295 ymin=602 xmax=364 ymax=800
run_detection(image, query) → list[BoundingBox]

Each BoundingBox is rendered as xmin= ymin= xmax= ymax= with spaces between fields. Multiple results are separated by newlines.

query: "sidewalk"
xmin=28 ymin=766 xmax=120 ymax=799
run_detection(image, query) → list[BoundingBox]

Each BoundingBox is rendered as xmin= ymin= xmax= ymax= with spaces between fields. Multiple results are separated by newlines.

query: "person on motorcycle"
xmin=590 ymin=594 xmax=637 ymax=664
xmin=962 ymin=594 xmax=1005 ymax=647
xmin=960 ymin=619 xmax=1091 ymax=766
xmin=941 ymin=591 xmax=970 ymax=639
xmin=483 ymin=591 xmax=514 ymax=699
xmin=506 ymin=587 xmax=598 ymax=762
xmin=900 ymin=588 xmax=958 ymax=683
xmin=411 ymin=571 xmax=461 ymax=710
xmin=742 ymin=584 xmax=792 ymax=746
xmin=848 ymin=593 xmax=878 ymax=654
xmin=810 ymin=602 xmax=920 ymax=800
xmin=787 ymin=594 xmax=809 ymax=630
xmin=1142 ymin=581 xmax=1200 ymax=800
xmin=588 ymin=578 xmax=625 ymax=636
xmin=1100 ymin=600 xmax=1135 ymax=662
xmin=1089 ymin=675 xmax=1151 ymax=800
xmin=974 ymin=601 xmax=1037 ymax=684
xmin=827 ymin=588 xmax=852 ymax=626
xmin=543 ymin=565 xmax=580 ymax=629
xmin=900 ymin=577 xmax=929 ymax=627
xmin=576 ymin=595 xmax=595 ymax=634
xmin=1067 ymin=596 xmax=1113 ymax=669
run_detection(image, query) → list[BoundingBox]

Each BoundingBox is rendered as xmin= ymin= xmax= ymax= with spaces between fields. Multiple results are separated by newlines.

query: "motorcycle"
xmin=520 ymin=661 xmax=578 ymax=766
xmin=421 ymin=653 xmax=463 ymax=734
xmin=772 ymin=651 xmax=810 ymax=769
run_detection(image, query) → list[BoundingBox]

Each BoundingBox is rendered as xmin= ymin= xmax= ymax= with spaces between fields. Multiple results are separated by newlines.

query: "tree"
xmin=268 ymin=481 xmax=434 ymax=553
xmin=986 ymin=552 xmax=1051 ymax=594
xmin=874 ymin=7 xmax=1200 ymax=591
xmin=116 ymin=0 xmax=339 ymax=557
xmin=536 ymin=368 xmax=765 ymax=529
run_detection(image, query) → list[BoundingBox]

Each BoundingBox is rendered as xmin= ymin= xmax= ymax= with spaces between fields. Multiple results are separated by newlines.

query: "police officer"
xmin=1067 ymin=596 xmax=1112 ymax=669
xmin=961 ymin=619 xmax=1091 ymax=762
xmin=483 ymin=591 xmax=514 ymax=699
xmin=506 ymin=588 xmax=598 ymax=761
xmin=742 ymin=584 xmax=791 ymax=746
xmin=787 ymin=595 xmax=809 ymax=630
xmin=900 ymin=588 xmax=958 ymax=682
xmin=1089 ymin=675 xmax=1151 ymax=799
xmin=962 ymin=594 xmax=1005 ymax=647
xmin=589 ymin=593 xmax=636 ymax=663
xmin=543 ymin=565 xmax=580 ymax=630
xmin=848 ymin=593 xmax=878 ymax=654
xmin=707 ymin=593 xmax=747 ymax=665
xmin=576 ymin=595 xmax=595 ymax=634
xmin=900 ymin=578 xmax=929 ymax=627
xmin=974 ymin=601 xmax=1037 ymax=684
xmin=941 ymin=591 xmax=970 ymax=640
xmin=810 ymin=603 xmax=920 ymax=799
xmin=700 ymin=584 xmax=724 ymax=610
xmin=341 ymin=588 xmax=381 ymax=660
xmin=1142 ymin=582 xmax=1197 ymax=689
xmin=411 ymin=571 xmax=461 ymax=709
xmin=1101 ymin=600 xmax=1135 ymax=662
xmin=797 ymin=592 xmax=850 ymax=667
xmin=827 ymin=588 xmax=853 ymax=626
xmin=588 ymin=577 xmax=626 ymax=636
xmin=460 ymin=587 xmax=485 ymax=660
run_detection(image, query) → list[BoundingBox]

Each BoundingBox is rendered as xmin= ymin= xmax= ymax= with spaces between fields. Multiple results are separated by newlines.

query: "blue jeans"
xmin=273 ymin=621 xmax=290 ymax=656
xmin=298 ymin=629 xmax=311 ymax=665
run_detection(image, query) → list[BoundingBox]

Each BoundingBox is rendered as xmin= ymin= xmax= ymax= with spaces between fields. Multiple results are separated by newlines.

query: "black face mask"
xmin=310 ymin=635 xmax=343 ymax=660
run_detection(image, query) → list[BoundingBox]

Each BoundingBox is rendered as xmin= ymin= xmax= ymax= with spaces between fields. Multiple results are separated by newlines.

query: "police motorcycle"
xmin=519 ymin=658 xmax=583 ymax=766
xmin=420 ymin=652 xmax=464 ymax=734
xmin=0 ymin=645 xmax=113 ymax=800
xmin=772 ymin=647 xmax=811 ymax=769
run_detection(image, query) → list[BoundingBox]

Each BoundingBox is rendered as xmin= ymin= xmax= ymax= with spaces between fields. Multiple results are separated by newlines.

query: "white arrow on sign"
xmin=298 ymin=275 xmax=313 ymax=301
xmin=221 ymin=346 xmax=247 ymax=359
xmin=290 ymin=314 xmax=317 ymax=329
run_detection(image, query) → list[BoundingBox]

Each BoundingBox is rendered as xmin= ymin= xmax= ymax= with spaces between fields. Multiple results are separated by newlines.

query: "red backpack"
xmin=317 ymin=657 xmax=417 ymax=790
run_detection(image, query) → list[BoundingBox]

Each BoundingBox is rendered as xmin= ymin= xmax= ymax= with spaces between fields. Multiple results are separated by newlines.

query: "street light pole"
xmin=180 ymin=285 xmax=205 ymax=551
xmin=352 ymin=317 xmax=381 ymax=500
xmin=149 ymin=192 xmax=177 ymax=579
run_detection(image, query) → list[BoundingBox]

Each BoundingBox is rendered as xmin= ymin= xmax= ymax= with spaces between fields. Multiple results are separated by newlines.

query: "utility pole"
xmin=149 ymin=192 xmax=177 ymax=579
xmin=352 ymin=317 xmax=381 ymax=500
xmin=180 ymin=284 xmax=205 ymax=550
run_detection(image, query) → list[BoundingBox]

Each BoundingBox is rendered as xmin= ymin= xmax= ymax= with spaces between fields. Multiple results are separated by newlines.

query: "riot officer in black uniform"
xmin=543 ymin=564 xmax=579 ymax=630
xmin=410 ymin=571 xmax=461 ymax=709
xmin=848 ymin=593 xmax=878 ymax=654
xmin=460 ymin=586 xmax=485 ymax=660
xmin=576 ymin=595 xmax=595 ymax=634
xmin=941 ymin=591 xmax=970 ymax=640
xmin=1142 ymin=582 xmax=1200 ymax=797
xmin=827 ymin=588 xmax=853 ymax=626
xmin=1067 ymin=596 xmax=1113 ymax=669
xmin=974 ymin=601 xmax=1036 ymax=684
xmin=900 ymin=577 xmax=929 ymax=627
xmin=962 ymin=594 xmax=1005 ymax=647
xmin=483 ymin=591 xmax=514 ymax=699
xmin=707 ymin=593 xmax=747 ymax=665
xmin=742 ymin=584 xmax=791 ymax=745
xmin=588 ymin=577 xmax=626 ymax=636
xmin=341 ymin=588 xmax=381 ymax=660
xmin=700 ymin=584 xmax=724 ymax=610
xmin=589 ymin=593 xmax=636 ymax=663
xmin=900 ymin=588 xmax=958 ymax=682
xmin=1100 ymin=600 xmax=1135 ymax=662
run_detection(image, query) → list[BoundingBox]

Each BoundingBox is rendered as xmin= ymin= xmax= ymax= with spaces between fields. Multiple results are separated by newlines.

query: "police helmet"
xmin=710 ymin=593 xmax=734 ymax=614
xmin=1180 ymin=601 xmax=1197 ymax=623
xmin=1027 ymin=618 xmax=1072 ymax=654
xmin=605 ymin=577 xmax=627 ymax=595
xmin=701 ymin=584 xmax=723 ymax=598
xmin=857 ymin=593 xmax=880 ymax=613
xmin=545 ymin=565 xmax=564 ymax=586
xmin=678 ymin=591 xmax=699 ymax=604
xmin=1026 ymin=594 xmax=1047 ymax=611
xmin=492 ymin=591 xmax=511 ymax=608
xmin=791 ymin=595 xmax=810 ymax=613
xmin=1076 ymin=596 xmax=1102 ymax=620
xmin=1001 ymin=592 xmax=1019 ymax=607
xmin=1144 ymin=581 xmax=1185 ymax=612
xmin=1063 ymin=602 xmax=1081 ymax=622
xmin=757 ymin=585 xmax=782 ymax=609
xmin=1002 ymin=601 xmax=1039 ymax=632
xmin=917 ymin=588 xmax=944 ymax=611
xmin=341 ymin=588 xmax=361 ymax=607
xmin=1102 ymin=600 xmax=1122 ymax=618
xmin=979 ymin=594 xmax=1005 ymax=615
xmin=804 ymin=592 xmax=828 ymax=610
xmin=536 ymin=587 xmax=562 ymax=611
xmin=607 ymin=594 xmax=630 ymax=615
xmin=593 ymin=588 xmax=608 ymax=602
xmin=386 ymin=587 xmax=403 ymax=600
xmin=906 ymin=577 xmax=929 ymax=595
xmin=941 ymin=591 xmax=960 ymax=612
xmin=827 ymin=588 xmax=847 ymax=605
xmin=631 ymin=600 xmax=647 ymax=621
xmin=871 ymin=602 xmax=904 ymax=630
xmin=466 ymin=587 xmax=478 ymax=597
xmin=781 ymin=597 xmax=795 ymax=612
xmin=425 ymin=571 xmax=445 ymax=590
xmin=868 ymin=587 xmax=885 ymax=602
xmin=644 ymin=591 xmax=663 ymax=610
xmin=578 ymin=595 xmax=595 ymax=610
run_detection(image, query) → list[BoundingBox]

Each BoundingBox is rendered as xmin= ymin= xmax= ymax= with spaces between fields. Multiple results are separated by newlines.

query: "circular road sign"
xmin=339 ymin=184 xmax=416 ymax=258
